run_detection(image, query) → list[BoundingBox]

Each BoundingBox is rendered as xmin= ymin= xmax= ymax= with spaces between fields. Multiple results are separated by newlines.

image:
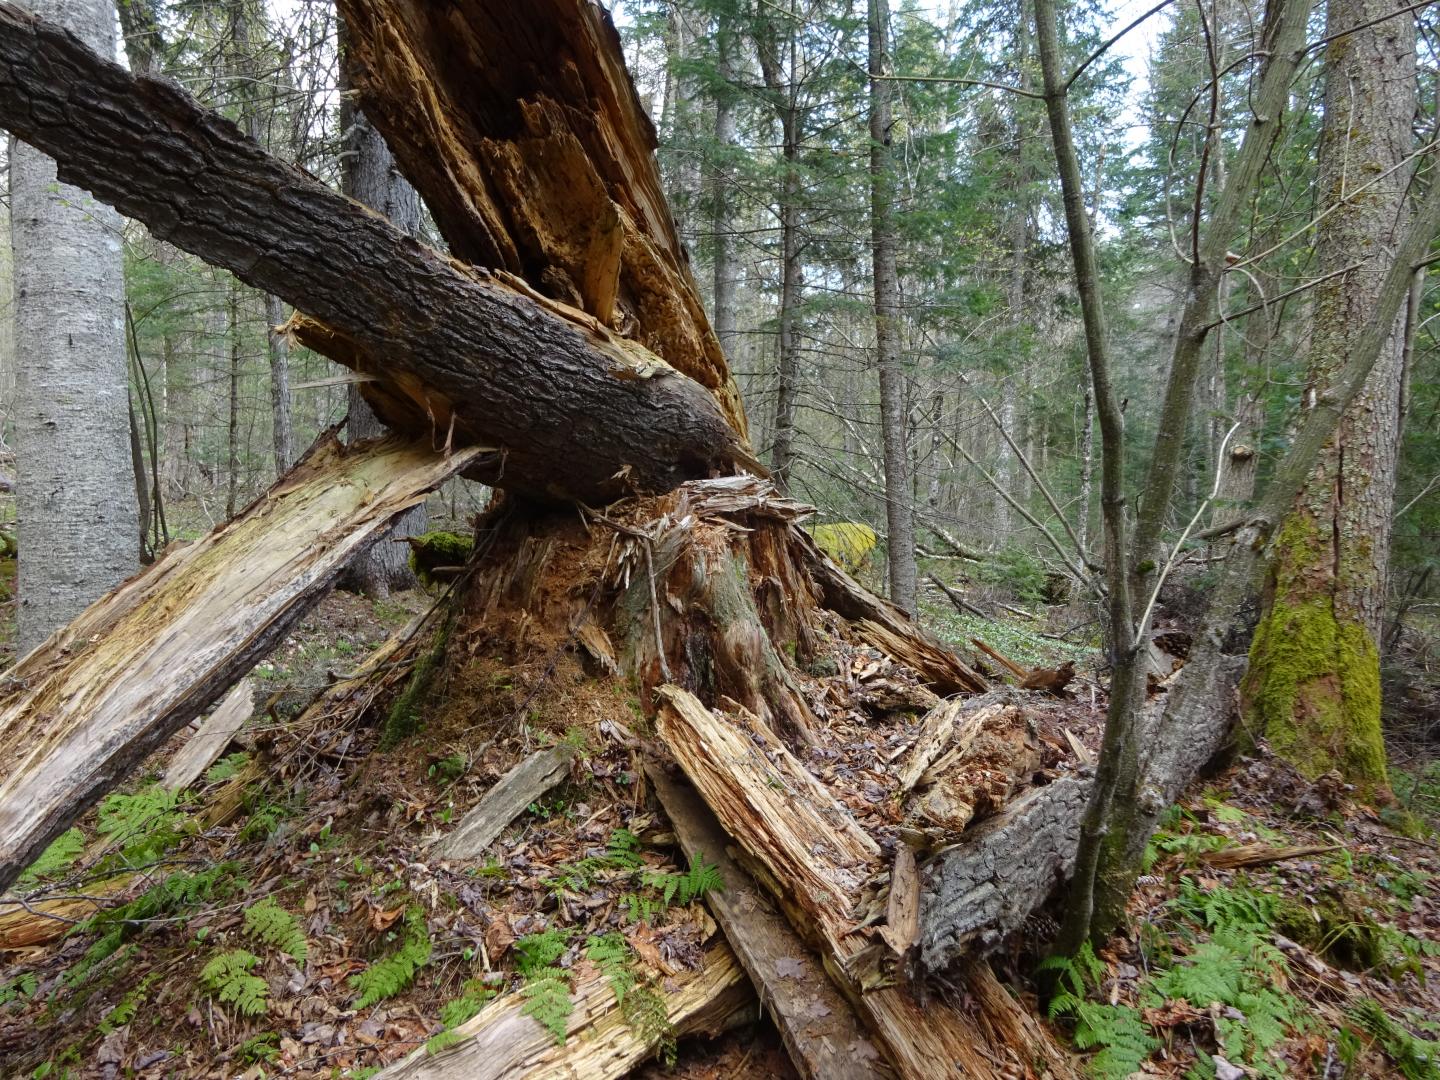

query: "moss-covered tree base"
xmin=1242 ymin=519 xmax=1388 ymax=798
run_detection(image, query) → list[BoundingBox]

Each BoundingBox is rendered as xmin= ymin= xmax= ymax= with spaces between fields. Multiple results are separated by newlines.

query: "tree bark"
xmin=339 ymin=22 xmax=425 ymax=597
xmin=0 ymin=3 xmax=745 ymax=505
xmin=1241 ymin=0 xmax=1416 ymax=795
xmin=869 ymin=0 xmax=918 ymax=614
xmin=10 ymin=0 xmax=137 ymax=656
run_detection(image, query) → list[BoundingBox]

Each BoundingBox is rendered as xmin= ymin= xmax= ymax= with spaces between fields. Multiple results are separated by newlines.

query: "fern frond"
xmin=521 ymin=973 xmax=574 ymax=1045
xmin=350 ymin=905 xmax=432 ymax=1009
xmin=244 ymin=898 xmax=308 ymax=963
xmin=514 ymin=929 xmax=570 ymax=978
xmin=201 ymin=949 xmax=269 ymax=1017
xmin=17 ymin=828 xmax=85 ymax=889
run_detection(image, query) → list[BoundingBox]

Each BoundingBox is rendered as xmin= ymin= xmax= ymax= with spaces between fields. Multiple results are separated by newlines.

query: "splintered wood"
xmin=432 ymin=748 xmax=574 ymax=860
xmin=656 ymin=686 xmax=1050 ymax=1079
xmin=0 ymin=436 xmax=478 ymax=892
xmin=372 ymin=942 xmax=751 ymax=1079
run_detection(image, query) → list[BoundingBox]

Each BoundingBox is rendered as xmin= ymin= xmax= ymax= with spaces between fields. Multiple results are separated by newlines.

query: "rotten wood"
xmin=335 ymin=0 xmax=749 ymax=440
xmin=0 ymin=435 xmax=476 ymax=894
xmin=1198 ymin=842 xmax=1342 ymax=870
xmin=656 ymin=686 xmax=1038 ymax=1079
xmin=0 ymin=3 xmax=743 ymax=503
xmin=432 ymin=748 xmax=574 ymax=861
xmin=644 ymin=760 xmax=887 ymax=1080
xmin=372 ymin=941 xmax=752 ymax=1079
xmin=160 ymin=679 xmax=254 ymax=793
xmin=971 ymin=638 xmax=1029 ymax=681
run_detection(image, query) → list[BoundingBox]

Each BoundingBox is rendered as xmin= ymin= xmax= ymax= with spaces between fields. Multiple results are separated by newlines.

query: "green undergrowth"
xmin=351 ymin=904 xmax=433 ymax=1009
xmin=1047 ymin=797 xmax=1439 ymax=1079
xmin=926 ymin=605 xmax=1093 ymax=671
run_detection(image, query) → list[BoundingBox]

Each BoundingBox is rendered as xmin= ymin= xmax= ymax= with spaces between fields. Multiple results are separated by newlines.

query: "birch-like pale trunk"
xmin=11 ymin=0 xmax=136 ymax=655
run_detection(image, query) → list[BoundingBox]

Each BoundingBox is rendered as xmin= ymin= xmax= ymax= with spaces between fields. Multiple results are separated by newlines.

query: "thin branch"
xmin=1065 ymin=0 xmax=1178 ymax=91
xmin=1306 ymin=0 xmax=1439 ymax=53
xmin=1199 ymin=261 xmax=1363 ymax=331
xmin=872 ymin=72 xmax=1044 ymax=98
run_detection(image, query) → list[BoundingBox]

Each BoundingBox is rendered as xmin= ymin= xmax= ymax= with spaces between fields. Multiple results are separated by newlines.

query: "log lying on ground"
xmin=656 ymin=686 xmax=1055 ymax=1079
xmin=337 ymin=0 xmax=749 ymax=438
xmin=160 ymin=679 xmax=255 ymax=793
xmin=644 ymin=761 xmax=886 ymax=1080
xmin=0 ymin=3 xmax=743 ymax=503
xmin=432 ymin=748 xmax=573 ymax=860
xmin=0 ymin=435 xmax=477 ymax=894
xmin=372 ymin=941 xmax=752 ymax=1079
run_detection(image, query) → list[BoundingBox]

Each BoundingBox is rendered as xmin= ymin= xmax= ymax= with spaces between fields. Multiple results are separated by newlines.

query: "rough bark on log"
xmin=0 ymin=3 xmax=743 ymax=503
xmin=0 ymin=435 xmax=477 ymax=894
xmin=160 ymin=679 xmax=254 ymax=793
xmin=431 ymin=748 xmax=574 ymax=860
xmin=335 ymin=0 xmax=749 ymax=440
xmin=919 ymin=776 xmax=1091 ymax=971
xmin=371 ymin=942 xmax=752 ymax=1079
xmin=644 ymin=761 xmax=887 ymax=1080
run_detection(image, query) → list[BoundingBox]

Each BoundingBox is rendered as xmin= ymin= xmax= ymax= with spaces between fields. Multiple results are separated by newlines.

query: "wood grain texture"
xmin=372 ymin=941 xmax=752 ymax=1079
xmin=160 ymin=679 xmax=254 ymax=793
xmin=645 ymin=760 xmax=888 ymax=1080
xmin=431 ymin=748 xmax=573 ymax=860
xmin=0 ymin=435 xmax=476 ymax=893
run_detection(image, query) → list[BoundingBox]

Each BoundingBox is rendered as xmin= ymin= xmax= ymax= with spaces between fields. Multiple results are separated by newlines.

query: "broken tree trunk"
xmin=0 ymin=436 xmax=476 ymax=893
xmin=644 ymin=760 xmax=886 ymax=1080
xmin=0 ymin=3 xmax=744 ymax=503
xmin=372 ymin=941 xmax=752 ymax=1079
xmin=160 ymin=678 xmax=255 ymax=793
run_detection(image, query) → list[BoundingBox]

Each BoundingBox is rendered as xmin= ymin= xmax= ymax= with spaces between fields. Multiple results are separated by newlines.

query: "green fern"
xmin=1348 ymin=999 xmax=1440 ymax=1080
xmin=350 ymin=905 xmax=432 ymax=1008
xmin=243 ymin=898 xmax=308 ymax=963
xmin=1041 ymin=943 xmax=1159 ymax=1079
xmin=17 ymin=828 xmax=85 ymax=889
xmin=204 ymin=752 xmax=250 ymax=784
xmin=97 ymin=974 xmax=157 ymax=1035
xmin=585 ymin=933 xmax=673 ymax=1061
xmin=605 ymin=828 xmax=644 ymax=870
xmin=1 ymin=973 xmax=37 ymax=1008
xmin=238 ymin=1032 xmax=280 ymax=1065
xmin=426 ymin=1029 xmax=467 ymax=1056
xmin=438 ymin=978 xmax=496 ymax=1030
xmin=96 ymin=785 xmax=187 ymax=863
xmin=521 ymin=970 xmax=574 ymax=1045
xmin=514 ymin=929 xmax=571 ymax=977
xmin=200 ymin=949 xmax=269 ymax=1017
xmin=639 ymin=855 xmax=723 ymax=908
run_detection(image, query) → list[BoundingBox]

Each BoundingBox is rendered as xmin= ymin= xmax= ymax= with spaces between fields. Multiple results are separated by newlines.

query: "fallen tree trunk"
xmin=0 ymin=435 xmax=476 ymax=893
xmin=0 ymin=3 xmax=744 ymax=504
xmin=372 ymin=941 xmax=752 ymax=1079
xmin=645 ymin=760 xmax=886 ymax=1080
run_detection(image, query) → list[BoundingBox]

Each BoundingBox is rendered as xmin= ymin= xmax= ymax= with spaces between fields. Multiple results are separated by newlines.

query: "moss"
xmin=381 ymin=623 xmax=450 ymax=747
xmin=407 ymin=530 xmax=475 ymax=586
xmin=1243 ymin=517 xmax=1388 ymax=797
xmin=1275 ymin=893 xmax=1387 ymax=973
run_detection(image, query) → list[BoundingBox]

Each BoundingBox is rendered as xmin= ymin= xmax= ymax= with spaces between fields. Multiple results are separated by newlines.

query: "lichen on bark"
xmin=1242 ymin=517 xmax=1388 ymax=795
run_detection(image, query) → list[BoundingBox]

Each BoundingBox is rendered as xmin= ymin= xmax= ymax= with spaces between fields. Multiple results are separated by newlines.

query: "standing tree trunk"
xmin=869 ymin=0 xmax=917 ymax=614
xmin=338 ymin=21 xmax=429 ymax=598
xmin=756 ymin=10 xmax=803 ymax=493
xmin=710 ymin=22 xmax=740 ymax=359
xmin=10 ymin=0 xmax=136 ymax=655
xmin=1242 ymin=0 xmax=1416 ymax=795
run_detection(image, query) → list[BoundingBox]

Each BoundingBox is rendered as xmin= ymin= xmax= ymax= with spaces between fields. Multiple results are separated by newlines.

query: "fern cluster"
xmin=204 ymin=752 xmax=250 ymax=784
xmin=201 ymin=949 xmax=269 ymax=1016
xmin=350 ymin=905 xmax=432 ymax=1009
xmin=97 ymin=785 xmax=188 ymax=863
xmin=639 ymin=856 xmax=723 ymax=907
xmin=586 ymin=933 xmax=674 ymax=1063
xmin=17 ymin=828 xmax=85 ymax=890
xmin=1347 ymin=1000 xmax=1440 ymax=1080
xmin=243 ymin=898 xmax=308 ymax=963
xmin=0 ymin=973 xmax=37 ymax=1008
xmin=1042 ymin=944 xmax=1159 ymax=1080
xmin=68 ymin=865 xmax=239 ymax=987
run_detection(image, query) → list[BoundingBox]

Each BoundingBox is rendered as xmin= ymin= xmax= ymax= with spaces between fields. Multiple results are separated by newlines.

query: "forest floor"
xmin=0 ymin=548 xmax=1437 ymax=1078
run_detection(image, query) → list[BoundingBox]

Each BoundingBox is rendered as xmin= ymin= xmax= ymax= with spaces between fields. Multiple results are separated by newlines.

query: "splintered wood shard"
xmin=372 ymin=941 xmax=752 ymax=1079
xmin=432 ymin=748 xmax=573 ymax=860
xmin=655 ymin=686 xmax=1032 ymax=1079
xmin=0 ymin=436 xmax=478 ymax=893
xmin=0 ymin=2 xmax=742 ymax=503
xmin=645 ymin=761 xmax=886 ymax=1080
xmin=160 ymin=678 xmax=254 ymax=793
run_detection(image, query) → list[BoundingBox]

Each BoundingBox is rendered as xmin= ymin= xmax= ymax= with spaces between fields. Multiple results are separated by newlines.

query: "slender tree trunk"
xmin=1242 ymin=0 xmax=1416 ymax=795
xmin=226 ymin=283 xmax=241 ymax=519
xmin=1077 ymin=381 xmax=1094 ymax=556
xmin=869 ymin=0 xmax=917 ymax=614
xmin=759 ymin=13 xmax=803 ymax=493
xmin=710 ymin=26 xmax=739 ymax=358
xmin=11 ymin=0 xmax=136 ymax=655
xmin=339 ymin=23 xmax=426 ymax=598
